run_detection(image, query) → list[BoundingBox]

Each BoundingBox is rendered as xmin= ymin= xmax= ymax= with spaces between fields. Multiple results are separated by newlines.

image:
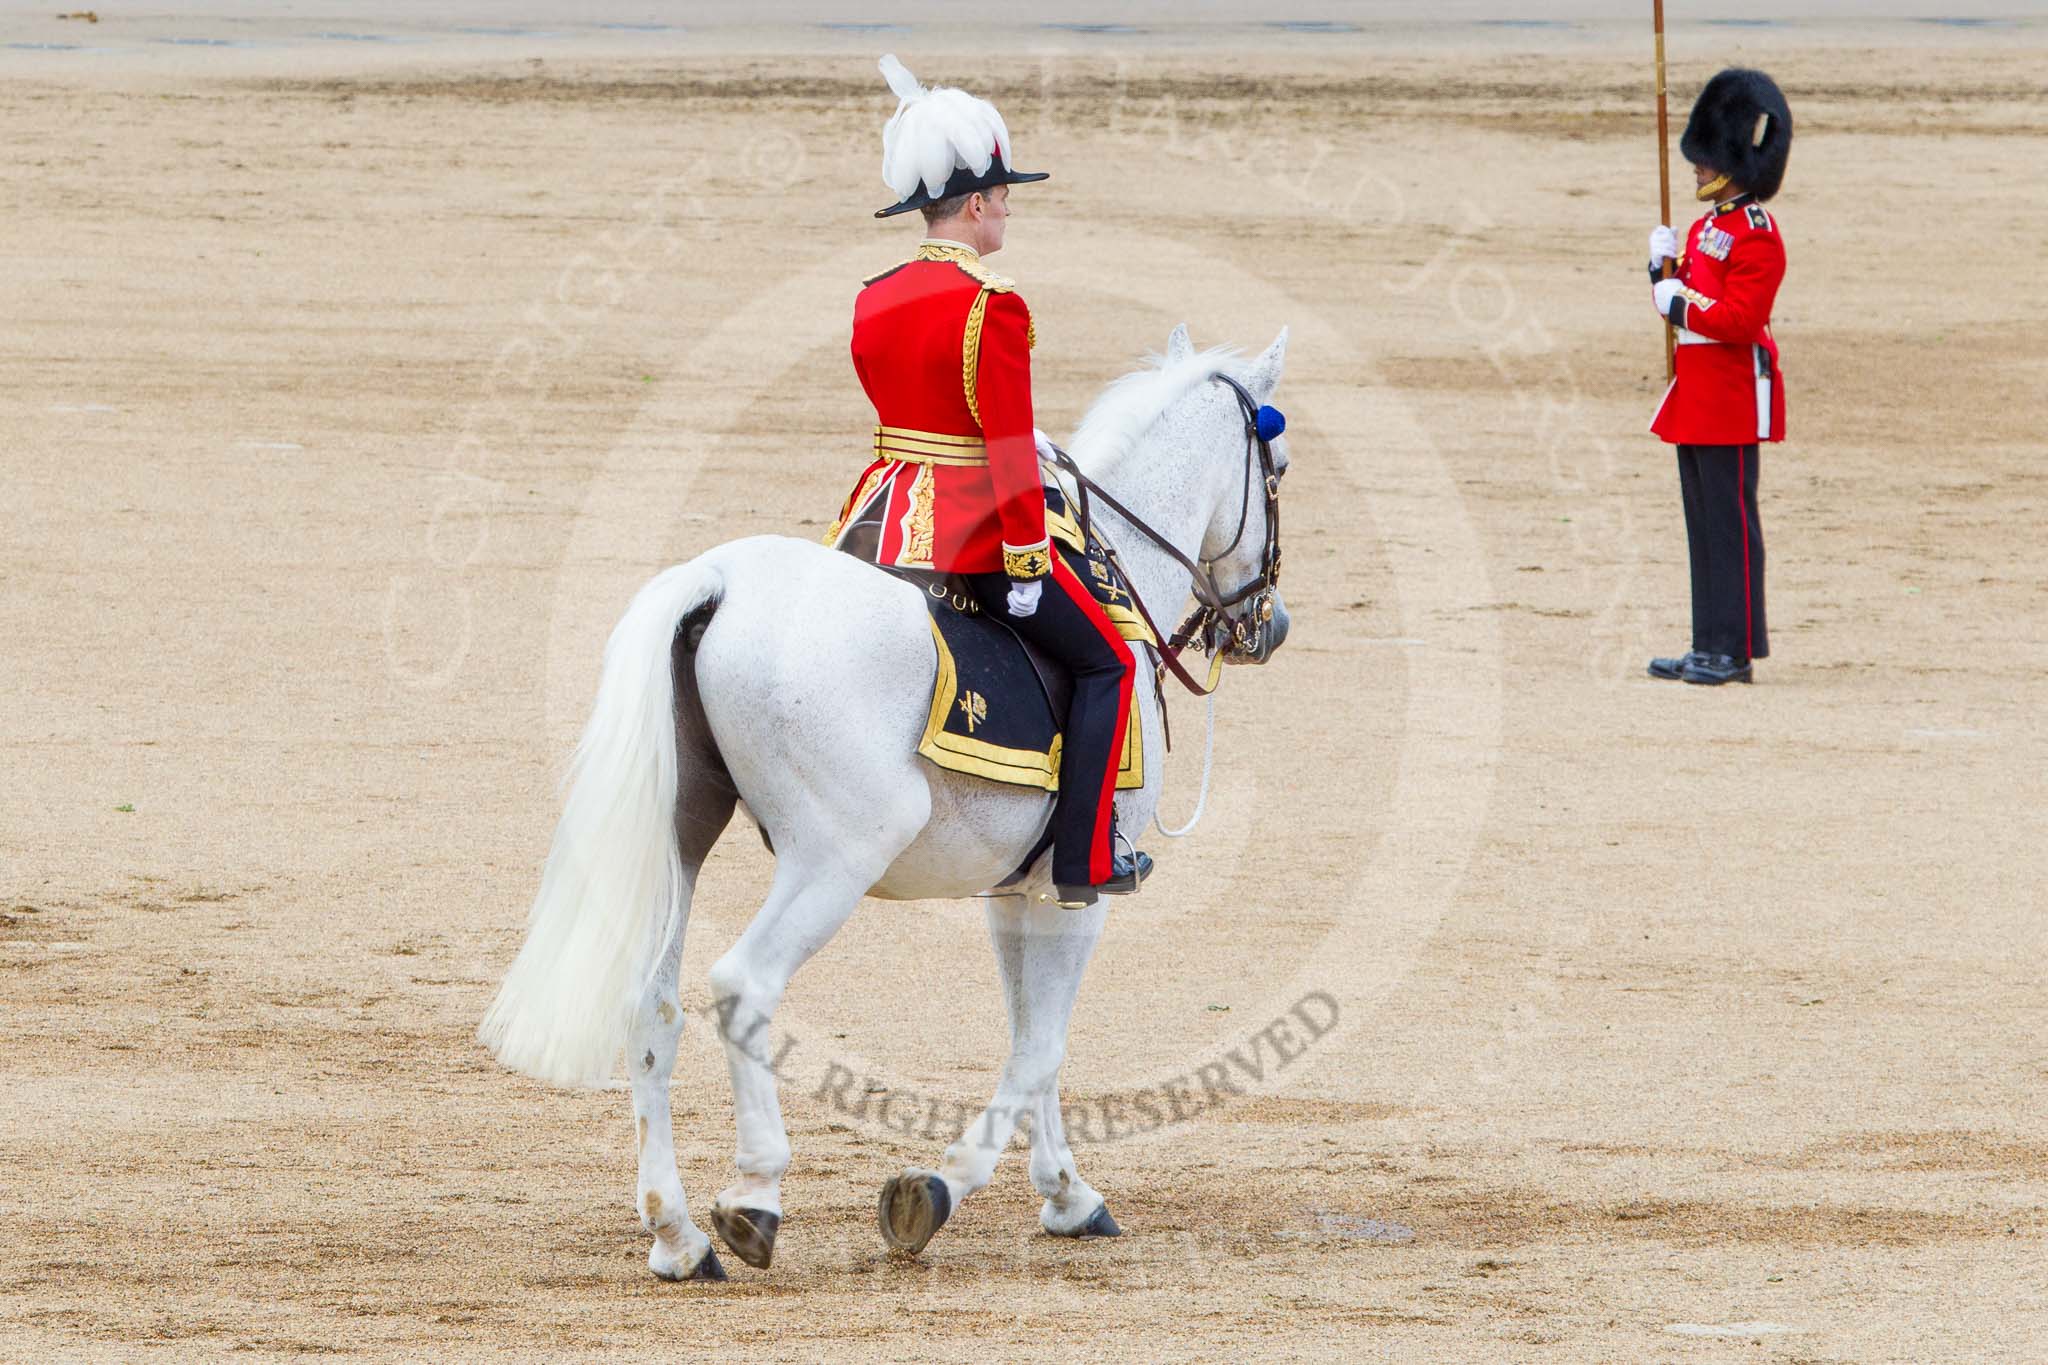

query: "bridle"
xmin=1046 ymin=374 xmax=1284 ymax=699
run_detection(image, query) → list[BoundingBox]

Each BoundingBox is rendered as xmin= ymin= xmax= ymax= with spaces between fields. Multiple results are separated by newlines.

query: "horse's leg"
xmin=705 ymin=853 xmax=899 ymax=1269
xmin=1011 ymin=900 xmax=1120 ymax=1237
xmin=630 ymin=918 xmax=722 ymax=1281
xmin=880 ymin=896 xmax=1113 ymax=1254
xmin=631 ymin=722 xmax=735 ymax=1282
xmin=1028 ymin=1055 xmax=1119 ymax=1237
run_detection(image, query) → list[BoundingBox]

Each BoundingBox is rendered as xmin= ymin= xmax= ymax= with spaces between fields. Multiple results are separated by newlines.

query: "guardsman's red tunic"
xmin=831 ymin=239 xmax=1053 ymax=580
xmin=1650 ymin=196 xmax=1788 ymax=445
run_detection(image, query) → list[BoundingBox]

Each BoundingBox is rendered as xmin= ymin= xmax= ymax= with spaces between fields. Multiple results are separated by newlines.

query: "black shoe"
xmin=1680 ymin=653 xmax=1752 ymax=685
xmin=1054 ymin=850 xmax=1154 ymax=909
xmin=1647 ymin=651 xmax=1701 ymax=680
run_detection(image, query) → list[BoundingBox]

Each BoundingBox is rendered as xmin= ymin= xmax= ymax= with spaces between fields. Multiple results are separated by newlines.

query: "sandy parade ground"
xmin=3 ymin=2 xmax=2045 ymax=1359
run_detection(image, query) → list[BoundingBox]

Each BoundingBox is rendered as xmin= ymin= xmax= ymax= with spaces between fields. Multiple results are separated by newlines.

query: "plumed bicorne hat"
xmin=1681 ymin=67 xmax=1793 ymax=202
xmin=873 ymin=54 xmax=1048 ymax=218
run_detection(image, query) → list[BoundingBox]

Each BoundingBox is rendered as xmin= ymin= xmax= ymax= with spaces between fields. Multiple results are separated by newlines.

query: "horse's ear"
xmin=1166 ymin=323 xmax=1193 ymax=363
xmin=1246 ymin=326 xmax=1289 ymax=402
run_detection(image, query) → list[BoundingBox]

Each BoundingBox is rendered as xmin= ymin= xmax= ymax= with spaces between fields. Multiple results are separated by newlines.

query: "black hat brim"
xmin=875 ymin=158 xmax=1049 ymax=218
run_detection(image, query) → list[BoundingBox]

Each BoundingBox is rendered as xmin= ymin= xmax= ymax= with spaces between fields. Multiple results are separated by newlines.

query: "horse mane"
xmin=1067 ymin=344 xmax=1242 ymax=476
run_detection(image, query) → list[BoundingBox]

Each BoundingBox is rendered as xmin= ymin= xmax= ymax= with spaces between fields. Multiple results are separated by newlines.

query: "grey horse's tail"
xmin=479 ymin=555 xmax=734 ymax=1088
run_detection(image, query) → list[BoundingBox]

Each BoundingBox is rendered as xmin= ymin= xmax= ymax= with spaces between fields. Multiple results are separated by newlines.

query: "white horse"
xmin=480 ymin=324 xmax=1293 ymax=1280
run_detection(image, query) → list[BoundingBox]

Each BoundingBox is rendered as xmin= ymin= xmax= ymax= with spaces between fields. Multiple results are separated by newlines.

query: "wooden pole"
xmin=1654 ymin=0 xmax=1676 ymax=379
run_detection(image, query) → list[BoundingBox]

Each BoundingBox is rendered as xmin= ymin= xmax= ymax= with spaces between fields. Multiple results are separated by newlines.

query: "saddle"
xmin=833 ymin=483 xmax=1152 ymax=795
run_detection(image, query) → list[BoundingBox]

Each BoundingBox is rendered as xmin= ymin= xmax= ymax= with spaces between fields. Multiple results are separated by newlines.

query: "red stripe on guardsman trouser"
xmin=1048 ymin=553 xmax=1135 ymax=884
xmin=1738 ymin=446 xmax=1754 ymax=660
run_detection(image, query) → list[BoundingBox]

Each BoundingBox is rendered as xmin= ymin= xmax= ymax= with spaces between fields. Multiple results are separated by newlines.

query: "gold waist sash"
xmin=874 ymin=425 xmax=989 ymax=467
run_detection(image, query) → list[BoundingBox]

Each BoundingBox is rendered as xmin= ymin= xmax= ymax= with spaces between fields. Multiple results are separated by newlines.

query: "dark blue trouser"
xmin=964 ymin=547 xmax=1135 ymax=887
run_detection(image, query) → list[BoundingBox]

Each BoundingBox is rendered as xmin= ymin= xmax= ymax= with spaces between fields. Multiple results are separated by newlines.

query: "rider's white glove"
xmin=1033 ymin=427 xmax=1058 ymax=463
xmin=1006 ymin=579 xmax=1043 ymax=618
xmin=1648 ymin=224 xmax=1680 ymax=270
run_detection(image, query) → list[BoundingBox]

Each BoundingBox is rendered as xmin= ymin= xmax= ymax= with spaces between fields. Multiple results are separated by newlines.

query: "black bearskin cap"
xmin=1681 ymin=68 xmax=1792 ymax=201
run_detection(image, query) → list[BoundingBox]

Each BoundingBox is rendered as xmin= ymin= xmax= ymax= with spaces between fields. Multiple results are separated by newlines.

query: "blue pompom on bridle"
xmin=1255 ymin=404 xmax=1286 ymax=443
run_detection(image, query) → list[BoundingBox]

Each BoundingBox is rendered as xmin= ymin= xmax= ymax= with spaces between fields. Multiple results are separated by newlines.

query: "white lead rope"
xmin=1153 ymin=687 xmax=1216 ymax=838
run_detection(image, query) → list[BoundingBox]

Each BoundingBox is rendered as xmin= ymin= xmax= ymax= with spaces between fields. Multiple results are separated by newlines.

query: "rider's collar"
xmin=917 ymin=236 xmax=980 ymax=259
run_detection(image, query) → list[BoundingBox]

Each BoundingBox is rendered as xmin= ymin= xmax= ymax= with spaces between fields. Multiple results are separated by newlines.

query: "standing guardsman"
xmin=829 ymin=56 xmax=1150 ymax=908
xmin=1646 ymin=69 xmax=1793 ymax=686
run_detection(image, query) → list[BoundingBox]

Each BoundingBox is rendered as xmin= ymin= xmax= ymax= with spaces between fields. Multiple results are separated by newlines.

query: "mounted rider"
xmin=828 ymin=55 xmax=1150 ymax=908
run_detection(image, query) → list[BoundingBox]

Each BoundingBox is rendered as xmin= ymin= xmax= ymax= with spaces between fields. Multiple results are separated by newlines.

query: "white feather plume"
xmin=877 ymin=54 xmax=1016 ymax=202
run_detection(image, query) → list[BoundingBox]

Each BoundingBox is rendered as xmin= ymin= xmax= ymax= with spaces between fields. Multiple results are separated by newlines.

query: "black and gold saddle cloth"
xmin=834 ymin=484 xmax=1153 ymax=792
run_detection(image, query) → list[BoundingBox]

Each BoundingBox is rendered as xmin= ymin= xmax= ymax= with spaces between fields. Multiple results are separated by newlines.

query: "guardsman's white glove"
xmin=1652 ymin=276 xmax=1689 ymax=325
xmin=1033 ymin=427 xmax=1058 ymax=463
xmin=1648 ymin=224 xmax=1680 ymax=270
xmin=1007 ymin=579 xmax=1043 ymax=618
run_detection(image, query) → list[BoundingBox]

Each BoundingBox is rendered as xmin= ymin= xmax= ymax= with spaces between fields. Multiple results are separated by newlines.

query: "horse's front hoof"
xmin=1046 ymin=1201 xmax=1122 ymax=1239
xmin=877 ymin=1170 xmax=952 ymax=1256
xmin=711 ymin=1205 xmax=782 ymax=1270
xmin=1078 ymin=1203 xmax=1122 ymax=1238
xmin=651 ymin=1239 xmax=728 ymax=1283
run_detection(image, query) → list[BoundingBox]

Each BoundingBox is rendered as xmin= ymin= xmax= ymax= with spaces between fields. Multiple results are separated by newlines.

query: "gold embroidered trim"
xmin=899 ymin=465 xmax=936 ymax=568
xmin=916 ymin=618 xmax=1144 ymax=792
xmin=962 ymin=288 xmax=991 ymax=427
xmin=913 ymin=241 xmax=976 ymax=266
xmin=823 ymin=464 xmax=888 ymax=546
xmin=1118 ymin=700 xmax=1142 ymax=789
xmin=868 ymin=244 xmax=1018 ymax=289
xmin=1003 ymin=541 xmax=1052 ymax=580
xmin=873 ymin=425 xmax=989 ymax=466
xmin=1027 ymin=317 xmax=1036 ymax=351
xmin=1045 ymin=500 xmax=1084 ymax=553
xmin=1101 ymin=602 xmax=1157 ymax=648
xmin=913 ymin=242 xmax=1015 ymax=290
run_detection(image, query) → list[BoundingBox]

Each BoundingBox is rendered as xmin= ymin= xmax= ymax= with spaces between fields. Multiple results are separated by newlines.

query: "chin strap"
xmin=1695 ymin=171 xmax=1732 ymax=202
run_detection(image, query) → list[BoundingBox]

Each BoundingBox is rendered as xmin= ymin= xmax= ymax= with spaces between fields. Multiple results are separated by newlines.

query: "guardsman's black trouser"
xmin=1676 ymin=443 xmax=1769 ymax=661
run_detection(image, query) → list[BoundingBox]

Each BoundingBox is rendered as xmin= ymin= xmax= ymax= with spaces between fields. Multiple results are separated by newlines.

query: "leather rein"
xmin=1045 ymin=374 xmax=1283 ymax=701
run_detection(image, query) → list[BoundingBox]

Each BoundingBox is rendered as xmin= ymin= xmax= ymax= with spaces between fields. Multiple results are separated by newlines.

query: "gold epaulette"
xmin=912 ymin=241 xmax=1015 ymax=292
xmin=947 ymin=257 xmax=1015 ymax=293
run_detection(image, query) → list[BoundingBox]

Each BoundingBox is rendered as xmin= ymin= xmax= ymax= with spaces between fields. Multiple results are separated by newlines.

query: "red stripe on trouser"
xmin=1738 ymin=445 xmax=1753 ymax=659
xmin=1047 ymin=554 xmax=1135 ymax=883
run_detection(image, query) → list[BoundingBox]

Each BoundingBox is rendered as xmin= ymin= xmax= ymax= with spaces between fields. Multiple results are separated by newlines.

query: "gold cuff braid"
xmin=1003 ymin=543 xmax=1053 ymax=580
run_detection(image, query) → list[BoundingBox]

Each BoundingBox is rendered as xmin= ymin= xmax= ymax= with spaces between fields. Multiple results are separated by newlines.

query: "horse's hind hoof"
xmin=878 ymin=1170 xmax=952 ymax=1256
xmin=712 ymin=1205 xmax=781 ymax=1270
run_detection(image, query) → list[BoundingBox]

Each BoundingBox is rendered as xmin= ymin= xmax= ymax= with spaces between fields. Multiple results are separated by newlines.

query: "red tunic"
xmin=1650 ymin=198 xmax=1788 ymax=446
xmin=830 ymin=241 xmax=1052 ymax=578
